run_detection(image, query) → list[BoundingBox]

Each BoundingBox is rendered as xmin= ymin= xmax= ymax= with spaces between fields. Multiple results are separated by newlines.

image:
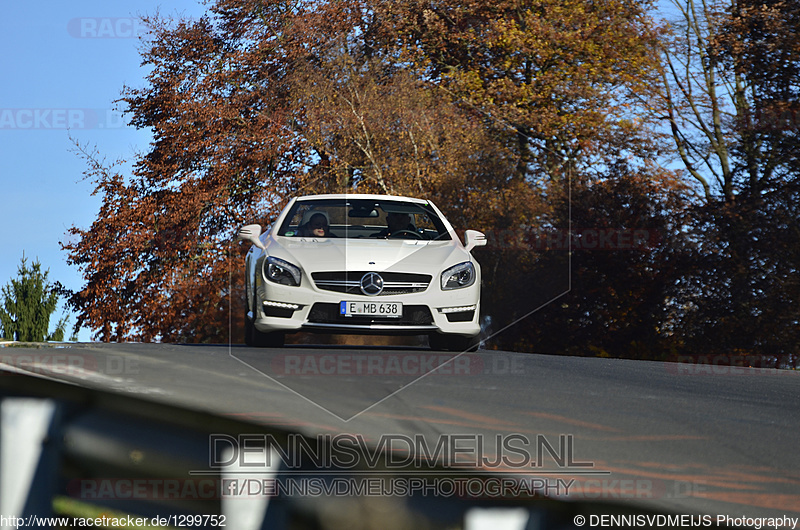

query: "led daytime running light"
xmin=439 ymin=305 xmax=477 ymax=314
xmin=262 ymin=300 xmax=301 ymax=310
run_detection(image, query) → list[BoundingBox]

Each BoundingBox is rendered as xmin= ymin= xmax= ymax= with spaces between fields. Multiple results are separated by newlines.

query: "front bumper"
xmin=253 ymin=279 xmax=481 ymax=337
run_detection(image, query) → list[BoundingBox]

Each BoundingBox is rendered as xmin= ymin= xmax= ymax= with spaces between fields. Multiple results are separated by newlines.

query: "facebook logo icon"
xmin=221 ymin=479 xmax=238 ymax=496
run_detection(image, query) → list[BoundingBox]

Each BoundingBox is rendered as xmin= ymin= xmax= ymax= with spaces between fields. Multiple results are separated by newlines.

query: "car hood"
xmin=269 ymin=238 xmax=469 ymax=274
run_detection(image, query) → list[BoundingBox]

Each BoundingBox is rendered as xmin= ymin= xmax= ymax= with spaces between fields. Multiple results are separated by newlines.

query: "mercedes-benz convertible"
xmin=236 ymin=194 xmax=487 ymax=351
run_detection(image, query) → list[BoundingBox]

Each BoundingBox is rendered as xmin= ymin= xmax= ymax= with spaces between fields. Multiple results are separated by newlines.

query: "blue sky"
xmin=1 ymin=1 xmax=208 ymax=340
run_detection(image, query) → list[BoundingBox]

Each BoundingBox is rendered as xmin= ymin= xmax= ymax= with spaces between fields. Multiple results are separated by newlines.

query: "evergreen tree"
xmin=0 ymin=255 xmax=67 ymax=342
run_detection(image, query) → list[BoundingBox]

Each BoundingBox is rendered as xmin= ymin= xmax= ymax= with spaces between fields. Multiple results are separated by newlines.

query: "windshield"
xmin=276 ymin=198 xmax=452 ymax=240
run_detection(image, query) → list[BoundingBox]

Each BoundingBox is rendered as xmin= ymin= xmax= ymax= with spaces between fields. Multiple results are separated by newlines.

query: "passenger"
xmin=299 ymin=212 xmax=334 ymax=237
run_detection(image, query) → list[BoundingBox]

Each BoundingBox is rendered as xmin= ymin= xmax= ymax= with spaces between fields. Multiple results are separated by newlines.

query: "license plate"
xmin=340 ymin=301 xmax=403 ymax=317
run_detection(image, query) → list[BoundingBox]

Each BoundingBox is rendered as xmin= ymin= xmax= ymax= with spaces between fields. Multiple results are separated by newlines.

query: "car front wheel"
xmin=245 ymin=316 xmax=285 ymax=347
xmin=244 ymin=292 xmax=286 ymax=348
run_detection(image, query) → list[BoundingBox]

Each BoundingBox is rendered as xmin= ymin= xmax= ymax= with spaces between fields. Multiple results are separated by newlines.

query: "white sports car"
xmin=236 ymin=194 xmax=487 ymax=351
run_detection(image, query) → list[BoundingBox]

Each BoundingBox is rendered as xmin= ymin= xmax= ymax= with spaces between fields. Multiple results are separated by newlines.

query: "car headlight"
xmin=263 ymin=256 xmax=302 ymax=286
xmin=441 ymin=261 xmax=475 ymax=290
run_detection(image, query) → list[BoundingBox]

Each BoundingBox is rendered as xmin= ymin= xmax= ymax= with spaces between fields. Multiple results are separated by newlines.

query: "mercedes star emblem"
xmin=360 ymin=272 xmax=384 ymax=296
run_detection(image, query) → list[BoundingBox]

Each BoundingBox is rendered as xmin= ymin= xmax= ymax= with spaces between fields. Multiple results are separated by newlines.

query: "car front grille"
xmin=307 ymin=303 xmax=434 ymax=325
xmin=311 ymin=271 xmax=431 ymax=296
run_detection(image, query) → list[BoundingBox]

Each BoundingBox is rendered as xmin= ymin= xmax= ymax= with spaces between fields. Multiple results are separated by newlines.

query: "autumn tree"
xmin=656 ymin=0 xmax=799 ymax=203
xmin=63 ymin=0 xmax=506 ymax=341
xmin=375 ymin=0 xmax=666 ymax=182
xmin=657 ymin=0 xmax=772 ymax=200
xmin=715 ymin=0 xmax=800 ymax=177
xmin=364 ymin=0 xmax=675 ymax=348
xmin=655 ymin=0 xmax=800 ymax=363
xmin=64 ymin=0 xmax=676 ymax=348
xmin=487 ymin=162 xmax=694 ymax=358
xmin=710 ymin=0 xmax=799 ymax=364
xmin=0 ymin=255 xmax=68 ymax=342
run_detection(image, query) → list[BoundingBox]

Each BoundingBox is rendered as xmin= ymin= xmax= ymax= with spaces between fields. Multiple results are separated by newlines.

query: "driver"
xmin=372 ymin=212 xmax=416 ymax=238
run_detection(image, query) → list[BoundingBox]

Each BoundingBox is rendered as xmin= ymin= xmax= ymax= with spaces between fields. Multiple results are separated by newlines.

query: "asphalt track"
xmin=1 ymin=342 xmax=798 ymax=519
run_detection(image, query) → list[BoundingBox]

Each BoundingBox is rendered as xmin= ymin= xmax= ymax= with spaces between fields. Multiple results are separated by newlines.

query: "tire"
xmin=244 ymin=291 xmax=286 ymax=348
xmin=429 ymin=333 xmax=480 ymax=352
xmin=244 ymin=310 xmax=256 ymax=346
xmin=251 ymin=327 xmax=285 ymax=348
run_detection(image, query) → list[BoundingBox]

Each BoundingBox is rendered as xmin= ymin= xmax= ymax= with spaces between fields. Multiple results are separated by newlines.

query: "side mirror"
xmin=464 ymin=230 xmax=487 ymax=252
xmin=236 ymin=224 xmax=266 ymax=251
